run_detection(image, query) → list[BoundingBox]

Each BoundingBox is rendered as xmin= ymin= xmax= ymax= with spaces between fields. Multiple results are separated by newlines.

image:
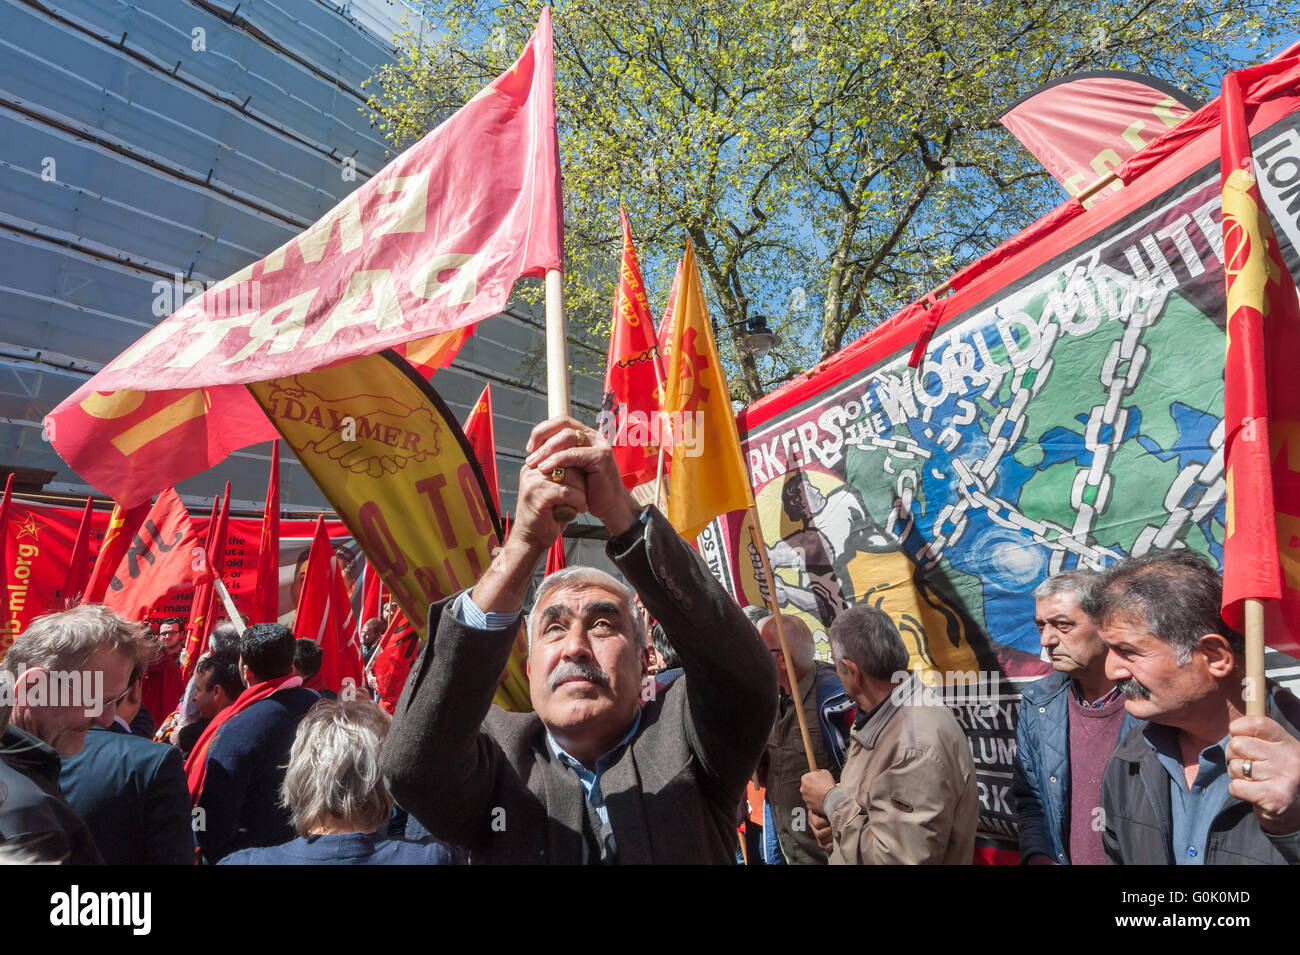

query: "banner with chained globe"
xmin=701 ymin=65 xmax=1300 ymax=860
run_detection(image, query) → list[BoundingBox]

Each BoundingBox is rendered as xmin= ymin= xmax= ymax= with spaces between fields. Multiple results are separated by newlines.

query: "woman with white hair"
xmin=219 ymin=699 xmax=462 ymax=865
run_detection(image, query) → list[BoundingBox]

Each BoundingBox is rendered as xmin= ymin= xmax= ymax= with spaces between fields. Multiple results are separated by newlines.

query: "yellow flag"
xmin=663 ymin=239 xmax=755 ymax=540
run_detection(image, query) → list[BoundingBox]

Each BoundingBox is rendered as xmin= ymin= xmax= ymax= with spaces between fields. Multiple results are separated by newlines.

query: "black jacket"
xmin=60 ymin=724 xmax=194 ymax=865
xmin=383 ymin=506 xmax=778 ymax=864
xmin=0 ymin=724 xmax=102 ymax=864
xmin=195 ymin=686 xmax=320 ymax=862
xmin=1102 ymin=684 xmax=1300 ymax=865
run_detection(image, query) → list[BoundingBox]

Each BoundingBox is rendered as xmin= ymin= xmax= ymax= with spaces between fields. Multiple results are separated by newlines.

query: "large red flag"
xmin=83 ymin=499 xmax=151 ymax=604
xmin=63 ymin=496 xmax=95 ymax=607
xmin=463 ymin=383 xmax=501 ymax=515
xmin=251 ymin=441 xmax=280 ymax=625
xmin=45 ymin=9 xmax=563 ymax=509
xmin=371 ymin=609 xmax=420 ymax=715
xmin=181 ymin=484 xmax=230 ymax=681
xmin=1219 ymin=70 xmax=1300 ymax=652
xmin=599 ymin=208 xmax=665 ymax=489
xmin=0 ymin=474 xmax=13 ymax=656
xmin=101 ymin=488 xmax=212 ymax=623
xmin=293 ymin=515 xmax=363 ymax=695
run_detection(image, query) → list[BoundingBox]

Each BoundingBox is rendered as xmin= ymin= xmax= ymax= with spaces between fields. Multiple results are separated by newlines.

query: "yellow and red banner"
xmin=1220 ymin=70 xmax=1300 ymax=648
xmin=45 ymin=10 xmax=563 ymax=510
xmin=247 ymin=351 xmax=530 ymax=711
xmin=663 ymin=240 xmax=755 ymax=541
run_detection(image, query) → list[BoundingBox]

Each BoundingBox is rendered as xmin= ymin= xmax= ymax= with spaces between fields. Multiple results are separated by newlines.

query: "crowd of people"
xmin=1 ymin=414 xmax=1298 ymax=865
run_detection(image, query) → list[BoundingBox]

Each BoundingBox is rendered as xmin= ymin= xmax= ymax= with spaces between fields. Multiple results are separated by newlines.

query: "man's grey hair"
xmin=1082 ymin=550 xmax=1242 ymax=666
xmin=1032 ymin=570 xmax=1100 ymax=606
xmin=281 ymin=699 xmax=393 ymax=836
xmin=761 ymin=614 xmax=815 ymax=672
xmin=828 ymin=604 xmax=908 ymax=680
xmin=0 ymin=605 xmax=151 ymax=735
xmin=527 ymin=567 xmax=647 ymax=651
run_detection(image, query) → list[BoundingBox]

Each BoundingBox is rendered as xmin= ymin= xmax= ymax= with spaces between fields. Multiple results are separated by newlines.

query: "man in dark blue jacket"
xmin=194 ymin=623 xmax=318 ymax=863
xmin=60 ymin=659 xmax=194 ymax=864
xmin=1013 ymin=570 xmax=1135 ymax=865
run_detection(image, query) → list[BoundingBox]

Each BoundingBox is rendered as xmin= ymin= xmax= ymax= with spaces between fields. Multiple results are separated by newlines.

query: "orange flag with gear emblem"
xmin=1219 ymin=69 xmax=1300 ymax=652
xmin=662 ymin=239 xmax=755 ymax=541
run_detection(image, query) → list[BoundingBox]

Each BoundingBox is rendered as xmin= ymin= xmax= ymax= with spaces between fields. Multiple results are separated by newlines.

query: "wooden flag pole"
xmin=747 ymin=505 xmax=817 ymax=772
xmin=212 ymin=575 xmax=245 ymax=633
xmin=1245 ymin=598 xmax=1266 ymax=717
xmin=545 ymin=268 xmax=578 ymax=524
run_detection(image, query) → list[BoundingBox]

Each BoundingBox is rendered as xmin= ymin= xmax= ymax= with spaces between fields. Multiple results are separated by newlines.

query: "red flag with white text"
xmin=45 ymin=9 xmax=564 ymax=509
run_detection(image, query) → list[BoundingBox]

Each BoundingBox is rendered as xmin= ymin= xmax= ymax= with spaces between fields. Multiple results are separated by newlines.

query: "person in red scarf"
xmin=187 ymin=623 xmax=319 ymax=863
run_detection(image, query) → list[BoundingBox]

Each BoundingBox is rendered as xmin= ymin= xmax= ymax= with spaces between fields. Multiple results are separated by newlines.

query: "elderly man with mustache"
xmin=1090 ymin=551 xmax=1300 ymax=865
xmin=383 ymin=416 xmax=778 ymax=864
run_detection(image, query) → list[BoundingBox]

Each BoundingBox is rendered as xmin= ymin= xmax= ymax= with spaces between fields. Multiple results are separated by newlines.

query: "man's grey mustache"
xmin=1119 ymin=678 xmax=1150 ymax=700
xmin=549 ymin=662 xmax=610 ymax=692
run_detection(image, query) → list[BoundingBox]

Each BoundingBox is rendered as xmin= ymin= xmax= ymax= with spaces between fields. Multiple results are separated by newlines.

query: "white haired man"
xmin=0 ymin=605 xmax=146 ymax=863
xmin=383 ymin=415 xmax=778 ymax=863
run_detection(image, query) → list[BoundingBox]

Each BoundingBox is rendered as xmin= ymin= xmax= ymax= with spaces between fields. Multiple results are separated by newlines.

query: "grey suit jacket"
xmin=382 ymin=506 xmax=778 ymax=864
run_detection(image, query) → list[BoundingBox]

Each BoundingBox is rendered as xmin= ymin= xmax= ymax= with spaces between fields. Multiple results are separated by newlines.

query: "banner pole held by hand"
xmin=545 ymin=268 xmax=578 ymax=523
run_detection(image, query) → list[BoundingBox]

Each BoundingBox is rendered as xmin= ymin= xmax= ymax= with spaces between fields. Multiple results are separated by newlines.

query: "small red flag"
xmin=101 ymin=487 xmax=212 ymax=623
xmin=545 ymin=534 xmax=567 ymax=576
xmin=292 ymin=516 xmax=363 ymax=695
xmin=360 ymin=561 xmax=383 ymax=628
xmin=181 ymin=484 xmax=230 ymax=681
xmin=371 ymin=610 xmax=420 ymax=715
xmin=84 ymin=499 xmax=151 ymax=604
xmin=251 ymin=441 xmax=281 ymax=625
xmin=1219 ymin=70 xmax=1300 ymax=652
xmin=463 ymin=384 xmax=501 ymax=515
xmin=64 ymin=496 xmax=95 ymax=607
xmin=599 ymin=209 xmax=666 ymax=489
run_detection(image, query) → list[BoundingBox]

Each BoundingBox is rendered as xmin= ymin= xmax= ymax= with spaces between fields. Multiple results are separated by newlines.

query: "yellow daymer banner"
xmin=247 ymin=351 xmax=530 ymax=711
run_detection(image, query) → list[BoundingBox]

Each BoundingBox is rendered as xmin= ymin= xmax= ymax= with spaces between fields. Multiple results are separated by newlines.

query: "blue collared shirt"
xmin=1142 ymin=724 xmax=1232 ymax=865
xmin=546 ymin=709 xmax=643 ymax=842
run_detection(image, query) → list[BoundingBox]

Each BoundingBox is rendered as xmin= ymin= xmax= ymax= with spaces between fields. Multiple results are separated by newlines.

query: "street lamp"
xmin=728 ymin=313 xmax=780 ymax=359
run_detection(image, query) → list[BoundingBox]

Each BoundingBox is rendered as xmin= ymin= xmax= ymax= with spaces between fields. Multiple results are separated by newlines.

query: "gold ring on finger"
xmin=1243 ymin=758 xmax=1254 ymax=780
xmin=574 ymin=428 xmax=587 ymax=446
xmin=549 ymin=467 xmax=566 ymax=484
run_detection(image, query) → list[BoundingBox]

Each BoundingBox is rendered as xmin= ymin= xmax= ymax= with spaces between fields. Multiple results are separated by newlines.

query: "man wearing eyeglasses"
xmin=0 ymin=604 xmax=146 ymax=864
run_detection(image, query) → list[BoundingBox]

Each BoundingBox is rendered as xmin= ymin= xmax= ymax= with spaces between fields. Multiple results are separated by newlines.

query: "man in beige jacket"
xmin=800 ymin=604 xmax=977 ymax=864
